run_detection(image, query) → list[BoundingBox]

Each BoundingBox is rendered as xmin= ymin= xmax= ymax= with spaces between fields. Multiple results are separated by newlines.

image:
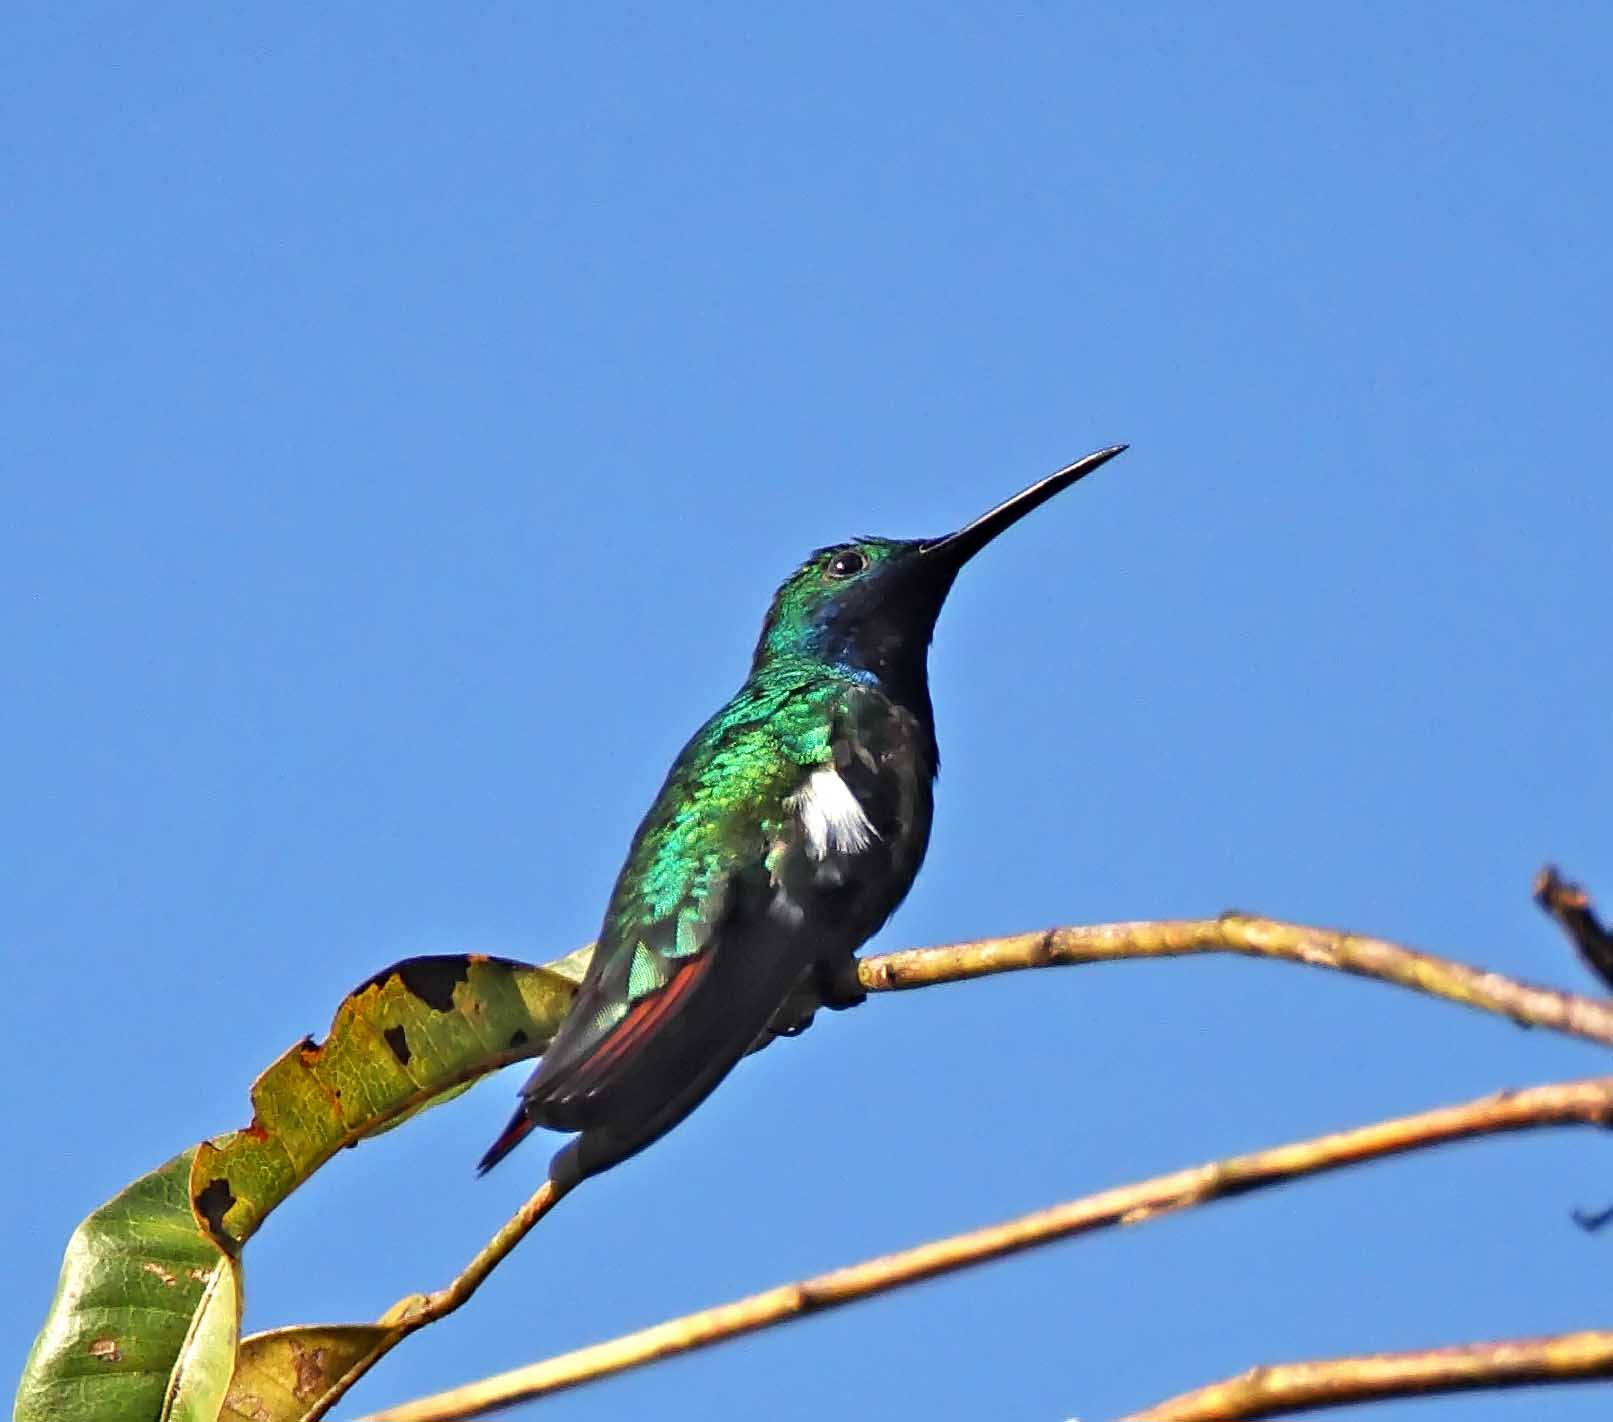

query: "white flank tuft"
xmin=792 ymin=767 xmax=878 ymax=860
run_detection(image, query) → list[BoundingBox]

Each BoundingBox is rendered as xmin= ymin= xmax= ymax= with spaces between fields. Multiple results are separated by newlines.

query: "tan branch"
xmin=855 ymin=915 xmax=1613 ymax=1046
xmin=355 ymin=1076 xmax=1613 ymax=1422
xmin=1536 ymin=866 xmax=1613 ymax=996
xmin=1123 ymin=1328 xmax=1613 ymax=1420
xmin=301 ymin=1178 xmax=573 ymax=1422
xmin=322 ymin=911 xmax=1610 ymax=1415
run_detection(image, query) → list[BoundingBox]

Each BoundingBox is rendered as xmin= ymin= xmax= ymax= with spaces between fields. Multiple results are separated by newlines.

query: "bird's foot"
xmin=752 ymin=981 xmax=820 ymax=1052
xmin=815 ymin=953 xmax=867 ymax=1011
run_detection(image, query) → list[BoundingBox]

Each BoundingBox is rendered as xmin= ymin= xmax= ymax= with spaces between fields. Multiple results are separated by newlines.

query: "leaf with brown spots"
xmin=15 ymin=1149 xmax=241 ymax=1422
xmin=189 ymin=948 xmax=590 ymax=1252
xmin=18 ymin=944 xmax=594 ymax=1422
xmin=217 ymin=1325 xmax=391 ymax=1422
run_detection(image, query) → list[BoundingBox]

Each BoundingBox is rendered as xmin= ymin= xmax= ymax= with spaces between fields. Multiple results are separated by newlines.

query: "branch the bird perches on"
xmin=324 ymin=879 xmax=1613 ymax=1422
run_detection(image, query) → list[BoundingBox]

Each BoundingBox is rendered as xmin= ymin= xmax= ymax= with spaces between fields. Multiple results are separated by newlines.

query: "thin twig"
xmin=1535 ymin=868 xmax=1613 ymax=1231
xmin=354 ymin=1076 xmax=1613 ymax=1422
xmin=855 ymin=915 xmax=1613 ymax=1046
xmin=1123 ymin=1328 xmax=1613 ymax=1420
xmin=301 ymin=1178 xmax=573 ymax=1422
xmin=1536 ymin=866 xmax=1613 ymax=995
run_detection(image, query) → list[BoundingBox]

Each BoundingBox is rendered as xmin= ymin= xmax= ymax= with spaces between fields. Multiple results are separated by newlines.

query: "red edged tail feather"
xmin=476 ymin=951 xmax=717 ymax=1175
xmin=544 ymin=951 xmax=715 ymax=1100
xmin=476 ymin=1105 xmax=540 ymax=1176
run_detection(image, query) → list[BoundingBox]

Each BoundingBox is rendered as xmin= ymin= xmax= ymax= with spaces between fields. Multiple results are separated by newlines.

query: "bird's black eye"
xmin=825 ymin=549 xmax=867 ymax=581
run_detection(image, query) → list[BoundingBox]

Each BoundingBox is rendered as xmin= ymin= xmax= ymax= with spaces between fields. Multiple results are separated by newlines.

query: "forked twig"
xmin=306 ymin=910 xmax=1613 ymax=1418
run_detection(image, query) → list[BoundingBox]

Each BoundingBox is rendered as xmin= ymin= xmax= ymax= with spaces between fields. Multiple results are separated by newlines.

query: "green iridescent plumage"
xmin=478 ymin=446 xmax=1127 ymax=1185
xmin=599 ymin=538 xmax=912 ymax=1014
xmin=609 ymin=672 xmax=847 ymax=997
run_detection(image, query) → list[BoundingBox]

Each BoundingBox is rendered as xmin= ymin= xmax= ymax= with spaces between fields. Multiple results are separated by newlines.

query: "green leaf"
xmin=189 ymin=949 xmax=590 ymax=1252
xmin=20 ymin=945 xmax=593 ymax=1422
xmin=164 ymin=1257 xmax=241 ymax=1422
xmin=218 ymin=1325 xmax=391 ymax=1422
xmin=15 ymin=1150 xmax=240 ymax=1422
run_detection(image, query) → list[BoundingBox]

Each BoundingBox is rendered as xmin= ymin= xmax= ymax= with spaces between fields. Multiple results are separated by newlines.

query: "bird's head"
xmin=752 ymin=445 xmax=1126 ymax=702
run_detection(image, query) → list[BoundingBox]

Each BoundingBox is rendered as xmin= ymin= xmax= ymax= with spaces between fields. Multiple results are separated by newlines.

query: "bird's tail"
xmin=476 ymin=1104 xmax=539 ymax=1176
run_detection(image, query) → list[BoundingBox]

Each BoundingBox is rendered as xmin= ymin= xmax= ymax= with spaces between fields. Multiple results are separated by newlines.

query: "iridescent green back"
xmin=557 ymin=666 xmax=851 ymax=1054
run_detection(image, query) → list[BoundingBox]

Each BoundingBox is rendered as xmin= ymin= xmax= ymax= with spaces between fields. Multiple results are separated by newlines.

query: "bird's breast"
xmin=766 ymin=694 xmax=936 ymax=948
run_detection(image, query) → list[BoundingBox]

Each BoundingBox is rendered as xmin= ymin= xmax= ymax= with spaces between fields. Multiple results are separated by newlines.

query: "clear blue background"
xmin=6 ymin=6 xmax=1612 ymax=1420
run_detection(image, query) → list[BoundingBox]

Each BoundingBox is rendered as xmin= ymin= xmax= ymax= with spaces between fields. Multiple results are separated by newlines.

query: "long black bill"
xmin=920 ymin=444 xmax=1128 ymax=572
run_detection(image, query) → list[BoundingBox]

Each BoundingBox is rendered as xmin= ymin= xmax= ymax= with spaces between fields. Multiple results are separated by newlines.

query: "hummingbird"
xmin=479 ymin=445 xmax=1127 ymax=1187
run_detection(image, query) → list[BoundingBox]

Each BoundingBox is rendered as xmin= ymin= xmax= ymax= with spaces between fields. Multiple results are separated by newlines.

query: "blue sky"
xmin=6 ymin=6 xmax=1612 ymax=1420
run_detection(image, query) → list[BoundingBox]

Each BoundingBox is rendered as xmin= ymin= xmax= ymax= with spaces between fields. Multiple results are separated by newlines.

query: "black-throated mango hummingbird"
xmin=480 ymin=445 xmax=1127 ymax=1186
